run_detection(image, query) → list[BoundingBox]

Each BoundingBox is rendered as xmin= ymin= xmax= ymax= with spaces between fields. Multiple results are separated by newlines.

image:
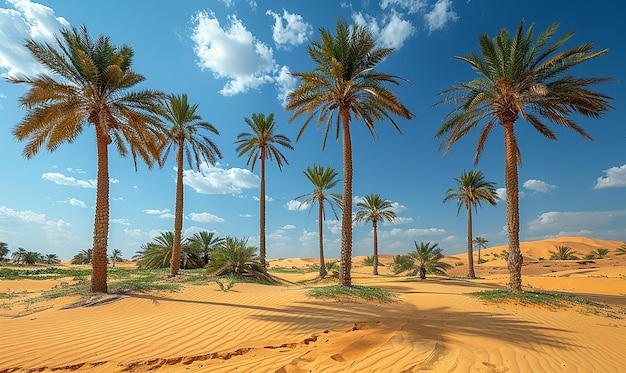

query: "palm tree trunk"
xmin=318 ymin=199 xmax=327 ymax=278
xmin=466 ymin=202 xmax=475 ymax=279
xmin=171 ymin=140 xmax=184 ymax=276
xmin=372 ymin=220 xmax=379 ymax=275
xmin=90 ymin=127 xmax=110 ymax=293
xmin=503 ymin=121 xmax=523 ymax=293
xmin=259 ymin=150 xmax=267 ymax=267
xmin=339 ymin=110 xmax=353 ymax=287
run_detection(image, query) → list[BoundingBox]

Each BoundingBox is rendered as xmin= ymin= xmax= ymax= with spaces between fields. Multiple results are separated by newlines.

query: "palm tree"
xmin=443 ymin=170 xmax=498 ymax=279
xmin=435 ymin=20 xmax=613 ymax=292
xmin=392 ymin=241 xmax=452 ymax=279
xmin=235 ymin=113 xmax=293 ymax=266
xmin=616 ymin=242 xmax=626 ymax=256
xmin=549 ymin=245 xmax=580 ymax=260
xmin=591 ymin=248 xmax=609 ymax=259
xmin=22 ymin=251 xmax=42 ymax=265
xmin=294 ymin=165 xmax=342 ymax=278
xmin=9 ymin=25 xmax=166 ymax=293
xmin=354 ymin=194 xmax=398 ymax=275
xmin=109 ymin=249 xmax=123 ymax=267
xmin=160 ymin=93 xmax=222 ymax=276
xmin=205 ymin=237 xmax=274 ymax=283
xmin=44 ymin=253 xmax=61 ymax=265
xmin=11 ymin=248 xmax=27 ymax=264
xmin=134 ymin=231 xmax=205 ymax=269
xmin=0 ymin=242 xmax=9 ymax=261
xmin=187 ymin=231 xmax=224 ymax=265
xmin=286 ymin=20 xmax=414 ymax=287
xmin=71 ymin=249 xmax=93 ymax=265
xmin=473 ymin=236 xmax=489 ymax=263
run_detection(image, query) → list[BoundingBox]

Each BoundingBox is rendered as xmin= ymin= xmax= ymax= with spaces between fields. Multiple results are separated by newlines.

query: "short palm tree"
xmin=616 ymin=243 xmax=626 ymax=256
xmin=44 ymin=253 xmax=61 ymax=265
xmin=549 ymin=245 xmax=580 ymax=260
xmin=160 ymin=93 xmax=222 ymax=276
xmin=22 ymin=251 xmax=42 ymax=265
xmin=235 ymin=113 xmax=293 ymax=266
xmin=11 ymin=248 xmax=27 ymax=264
xmin=435 ymin=20 xmax=613 ymax=292
xmin=187 ymin=231 xmax=224 ymax=265
xmin=443 ymin=170 xmax=499 ymax=279
xmin=354 ymin=194 xmax=398 ymax=275
xmin=9 ymin=25 xmax=166 ymax=293
xmin=392 ymin=241 xmax=452 ymax=279
xmin=591 ymin=248 xmax=609 ymax=259
xmin=134 ymin=231 xmax=204 ymax=270
xmin=0 ymin=242 xmax=9 ymax=261
xmin=473 ymin=236 xmax=489 ymax=263
xmin=109 ymin=249 xmax=123 ymax=267
xmin=205 ymin=237 xmax=274 ymax=283
xmin=294 ymin=165 xmax=342 ymax=278
xmin=71 ymin=249 xmax=93 ymax=265
xmin=286 ymin=20 xmax=414 ymax=287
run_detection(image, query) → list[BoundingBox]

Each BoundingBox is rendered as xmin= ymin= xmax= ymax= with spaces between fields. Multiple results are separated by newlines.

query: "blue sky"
xmin=0 ymin=0 xmax=624 ymax=261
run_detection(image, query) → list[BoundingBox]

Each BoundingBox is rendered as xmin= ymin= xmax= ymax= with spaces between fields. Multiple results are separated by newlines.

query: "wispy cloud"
xmin=183 ymin=162 xmax=258 ymax=195
xmin=286 ymin=199 xmax=309 ymax=211
xmin=0 ymin=205 xmax=45 ymax=224
xmin=266 ymin=9 xmax=312 ymax=49
xmin=68 ymin=198 xmax=86 ymax=208
xmin=527 ymin=210 xmax=626 ymax=232
xmin=380 ymin=0 xmax=428 ymax=14
xmin=352 ymin=10 xmax=415 ymax=49
xmin=523 ymin=179 xmax=557 ymax=193
xmin=424 ymin=0 xmax=458 ymax=33
xmin=41 ymin=172 xmax=96 ymax=188
xmin=0 ymin=0 xmax=69 ymax=77
xmin=594 ymin=164 xmax=626 ymax=189
xmin=188 ymin=212 xmax=225 ymax=223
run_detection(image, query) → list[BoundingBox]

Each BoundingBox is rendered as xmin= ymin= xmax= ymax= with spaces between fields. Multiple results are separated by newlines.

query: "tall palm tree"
xmin=443 ymin=170 xmax=498 ymax=279
xmin=354 ymin=194 xmax=398 ymax=275
xmin=160 ymin=93 xmax=222 ymax=276
xmin=9 ymin=25 xmax=166 ymax=293
xmin=294 ymin=165 xmax=342 ymax=278
xmin=473 ymin=236 xmax=489 ymax=263
xmin=392 ymin=241 xmax=452 ymax=280
xmin=435 ymin=20 xmax=613 ymax=292
xmin=187 ymin=231 xmax=224 ymax=265
xmin=286 ymin=20 xmax=414 ymax=287
xmin=235 ymin=113 xmax=293 ymax=266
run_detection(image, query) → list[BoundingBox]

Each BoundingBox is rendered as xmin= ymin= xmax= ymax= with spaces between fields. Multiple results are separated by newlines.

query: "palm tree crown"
xmin=393 ymin=241 xmax=452 ymax=280
xmin=435 ymin=19 xmax=613 ymax=292
xmin=286 ymin=19 xmax=414 ymax=287
xmin=9 ymin=25 xmax=166 ymax=293
xmin=161 ymin=93 xmax=221 ymax=276
xmin=235 ymin=113 xmax=293 ymax=266
xmin=443 ymin=170 xmax=499 ymax=278
xmin=295 ymin=165 xmax=342 ymax=278
xmin=355 ymin=194 xmax=398 ymax=275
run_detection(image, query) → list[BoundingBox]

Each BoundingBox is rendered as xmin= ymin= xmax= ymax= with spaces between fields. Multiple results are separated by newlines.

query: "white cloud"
xmin=352 ymin=10 xmax=415 ymax=49
xmin=266 ymin=9 xmax=312 ymax=49
xmin=0 ymin=0 xmax=70 ymax=77
xmin=275 ymin=65 xmax=297 ymax=106
xmin=42 ymin=172 xmax=96 ymax=188
xmin=527 ymin=210 xmax=626 ymax=232
xmin=188 ymin=212 xmax=225 ymax=223
xmin=523 ymin=179 xmax=556 ymax=193
xmin=143 ymin=208 xmax=170 ymax=215
xmin=111 ymin=218 xmax=131 ymax=226
xmin=424 ymin=0 xmax=458 ymax=33
xmin=0 ymin=205 xmax=45 ymax=224
xmin=286 ymin=199 xmax=309 ymax=211
xmin=282 ymin=224 xmax=296 ymax=230
xmin=191 ymin=11 xmax=276 ymax=96
xmin=183 ymin=162 xmax=259 ymax=195
xmin=380 ymin=0 xmax=428 ymax=14
xmin=594 ymin=164 xmax=626 ymax=189
xmin=68 ymin=198 xmax=86 ymax=208
xmin=496 ymin=188 xmax=507 ymax=201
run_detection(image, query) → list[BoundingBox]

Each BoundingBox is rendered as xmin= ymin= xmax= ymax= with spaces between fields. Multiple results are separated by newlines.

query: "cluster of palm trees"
xmin=0 ymin=242 xmax=61 ymax=265
xmin=8 ymin=17 xmax=613 ymax=294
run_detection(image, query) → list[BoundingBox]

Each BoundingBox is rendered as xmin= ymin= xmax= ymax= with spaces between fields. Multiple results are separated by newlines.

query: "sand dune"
xmin=1 ymin=237 xmax=625 ymax=372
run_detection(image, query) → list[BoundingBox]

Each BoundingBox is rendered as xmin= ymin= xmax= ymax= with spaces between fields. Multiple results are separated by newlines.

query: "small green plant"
xmin=215 ymin=276 xmax=236 ymax=292
xmin=455 ymin=262 xmax=464 ymax=267
xmin=592 ymin=248 xmax=609 ymax=259
xmin=538 ymin=257 xmax=545 ymax=261
xmin=362 ymin=256 xmax=374 ymax=266
xmin=549 ymin=245 xmax=580 ymax=260
xmin=306 ymin=285 xmax=396 ymax=303
xmin=584 ymin=253 xmax=596 ymax=260
xmin=477 ymin=258 xmax=488 ymax=264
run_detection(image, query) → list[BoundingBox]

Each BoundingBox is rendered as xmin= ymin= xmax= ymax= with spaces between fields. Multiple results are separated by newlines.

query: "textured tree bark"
xmin=318 ymin=199 xmax=327 ymax=278
xmin=340 ymin=111 xmax=353 ymax=287
xmin=503 ymin=121 xmax=523 ymax=293
xmin=466 ymin=204 xmax=476 ymax=279
xmin=372 ymin=220 xmax=379 ymax=275
xmin=259 ymin=148 xmax=267 ymax=267
xmin=90 ymin=126 xmax=110 ymax=293
xmin=171 ymin=139 xmax=184 ymax=276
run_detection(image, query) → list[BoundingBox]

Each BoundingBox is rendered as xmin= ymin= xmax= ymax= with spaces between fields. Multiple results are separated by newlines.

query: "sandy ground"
xmin=1 ymin=237 xmax=625 ymax=372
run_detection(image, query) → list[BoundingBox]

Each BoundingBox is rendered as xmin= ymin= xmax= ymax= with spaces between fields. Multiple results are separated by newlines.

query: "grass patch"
xmin=306 ymin=285 xmax=397 ymax=303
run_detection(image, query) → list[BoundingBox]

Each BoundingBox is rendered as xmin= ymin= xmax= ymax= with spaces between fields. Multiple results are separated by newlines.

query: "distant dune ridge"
xmin=1 ymin=236 xmax=625 ymax=372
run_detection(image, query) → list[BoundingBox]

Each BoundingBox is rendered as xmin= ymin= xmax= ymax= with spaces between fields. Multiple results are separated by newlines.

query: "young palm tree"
xmin=187 ymin=230 xmax=224 ymax=265
xmin=0 ymin=242 xmax=9 ymax=261
xmin=294 ymin=165 xmax=342 ymax=278
xmin=392 ymin=241 xmax=452 ymax=279
xmin=160 ymin=93 xmax=222 ymax=276
xmin=109 ymin=249 xmax=123 ymax=267
xmin=616 ymin=243 xmax=626 ymax=256
xmin=549 ymin=245 xmax=580 ymax=260
xmin=9 ymin=25 xmax=166 ymax=293
xmin=205 ymin=237 xmax=274 ymax=282
xmin=235 ymin=113 xmax=293 ymax=266
xmin=473 ymin=236 xmax=489 ymax=263
xmin=591 ymin=248 xmax=609 ymax=259
xmin=443 ymin=170 xmax=499 ymax=279
xmin=44 ymin=253 xmax=61 ymax=265
xmin=286 ymin=20 xmax=414 ymax=287
xmin=354 ymin=194 xmax=398 ymax=275
xmin=134 ymin=231 xmax=204 ymax=269
xmin=71 ymin=248 xmax=93 ymax=265
xmin=11 ymin=248 xmax=27 ymax=264
xmin=435 ymin=20 xmax=613 ymax=292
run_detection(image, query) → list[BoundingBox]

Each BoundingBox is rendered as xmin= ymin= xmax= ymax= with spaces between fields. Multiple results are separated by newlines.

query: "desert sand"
xmin=1 ymin=237 xmax=625 ymax=372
